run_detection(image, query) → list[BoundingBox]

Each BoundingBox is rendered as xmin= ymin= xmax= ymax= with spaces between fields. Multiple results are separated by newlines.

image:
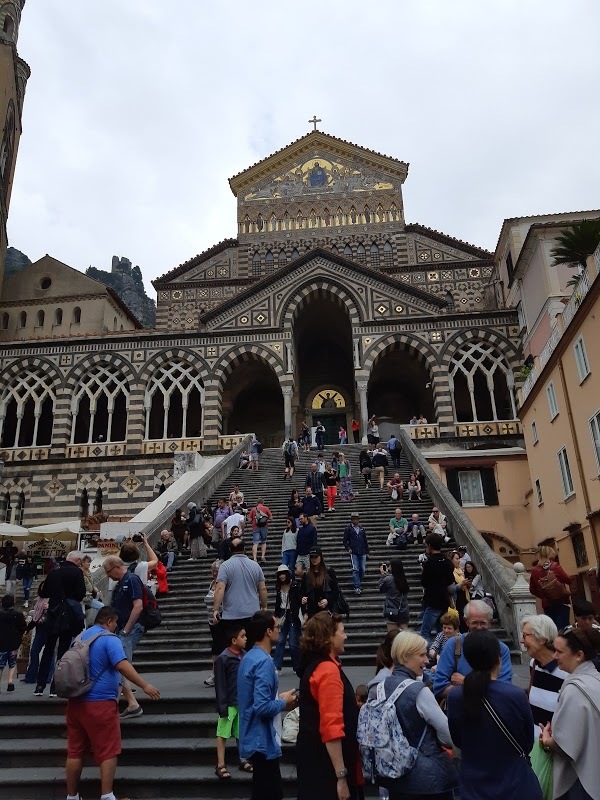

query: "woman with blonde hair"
xmin=450 ymin=551 xmax=471 ymax=631
xmin=529 ymin=546 xmax=571 ymax=629
xmin=367 ymin=630 xmax=457 ymax=799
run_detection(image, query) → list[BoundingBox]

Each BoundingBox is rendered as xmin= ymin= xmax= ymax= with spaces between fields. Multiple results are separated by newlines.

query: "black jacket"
xmin=0 ymin=607 xmax=27 ymax=651
xmin=372 ymin=450 xmax=389 ymax=467
xmin=420 ymin=552 xmax=454 ymax=610
xmin=214 ymin=647 xmax=244 ymax=717
xmin=275 ymin=578 xmax=303 ymax=622
xmin=40 ymin=561 xmax=86 ymax=604
xmin=301 ymin=568 xmax=340 ymax=618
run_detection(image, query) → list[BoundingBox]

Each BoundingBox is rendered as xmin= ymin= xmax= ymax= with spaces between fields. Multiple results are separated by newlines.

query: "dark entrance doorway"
xmin=318 ymin=413 xmax=346 ymax=446
xmin=293 ymin=290 xmax=355 ymax=432
xmin=222 ymin=356 xmax=284 ymax=447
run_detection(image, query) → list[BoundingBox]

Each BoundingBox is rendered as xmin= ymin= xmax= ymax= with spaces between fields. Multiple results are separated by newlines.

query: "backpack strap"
xmin=483 ymin=699 xmax=528 ymax=759
xmin=376 ymin=677 xmax=414 ymax=705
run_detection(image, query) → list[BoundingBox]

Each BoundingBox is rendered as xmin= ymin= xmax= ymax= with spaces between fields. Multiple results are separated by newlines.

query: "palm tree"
xmin=551 ymin=219 xmax=600 ymax=269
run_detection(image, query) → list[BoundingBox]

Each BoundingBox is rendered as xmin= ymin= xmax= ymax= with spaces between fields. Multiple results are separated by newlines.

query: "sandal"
xmin=215 ymin=764 xmax=231 ymax=780
xmin=239 ymin=759 xmax=254 ymax=773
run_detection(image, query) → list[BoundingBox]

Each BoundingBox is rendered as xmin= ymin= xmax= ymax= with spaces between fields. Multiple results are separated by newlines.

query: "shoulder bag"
xmin=483 ymin=698 xmax=531 ymax=763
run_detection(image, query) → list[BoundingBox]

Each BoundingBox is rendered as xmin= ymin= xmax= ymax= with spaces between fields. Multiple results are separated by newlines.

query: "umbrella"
xmin=0 ymin=522 xmax=30 ymax=538
xmin=27 ymin=520 xmax=81 ymax=540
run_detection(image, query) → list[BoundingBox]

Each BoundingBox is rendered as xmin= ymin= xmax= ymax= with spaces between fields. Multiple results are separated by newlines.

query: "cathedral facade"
xmin=0 ymin=130 xmax=523 ymax=525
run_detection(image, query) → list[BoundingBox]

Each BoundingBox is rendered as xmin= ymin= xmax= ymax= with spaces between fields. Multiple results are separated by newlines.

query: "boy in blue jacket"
xmin=214 ymin=624 xmax=248 ymax=779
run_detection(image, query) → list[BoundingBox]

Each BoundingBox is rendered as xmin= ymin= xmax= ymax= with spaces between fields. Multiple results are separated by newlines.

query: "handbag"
xmin=483 ymin=698 xmax=531 ymax=764
xmin=530 ymin=739 xmax=553 ymax=800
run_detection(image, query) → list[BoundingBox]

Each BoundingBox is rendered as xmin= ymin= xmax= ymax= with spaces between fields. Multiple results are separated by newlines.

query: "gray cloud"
xmin=8 ymin=0 xmax=600 ymax=293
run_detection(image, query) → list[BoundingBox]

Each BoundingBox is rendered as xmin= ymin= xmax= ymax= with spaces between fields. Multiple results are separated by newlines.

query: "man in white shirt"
xmin=223 ymin=506 xmax=245 ymax=539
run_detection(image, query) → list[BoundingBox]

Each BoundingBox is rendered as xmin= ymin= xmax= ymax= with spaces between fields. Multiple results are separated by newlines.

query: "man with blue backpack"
xmin=61 ymin=605 xmax=160 ymax=800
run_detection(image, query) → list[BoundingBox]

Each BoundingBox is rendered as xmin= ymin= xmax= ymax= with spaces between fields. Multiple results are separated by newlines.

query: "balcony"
xmin=562 ymin=268 xmax=591 ymax=328
xmin=539 ymin=325 xmax=561 ymax=369
xmin=0 ymin=446 xmax=50 ymax=462
xmin=454 ymin=420 xmax=522 ymax=437
xmin=66 ymin=442 xmax=126 ymax=458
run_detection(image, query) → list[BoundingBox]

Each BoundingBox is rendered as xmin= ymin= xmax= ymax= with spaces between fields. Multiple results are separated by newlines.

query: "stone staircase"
xmin=1 ymin=444 xmax=514 ymax=799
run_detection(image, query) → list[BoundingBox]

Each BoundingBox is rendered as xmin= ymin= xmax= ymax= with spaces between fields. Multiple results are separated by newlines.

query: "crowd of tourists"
xmin=3 ymin=440 xmax=600 ymax=800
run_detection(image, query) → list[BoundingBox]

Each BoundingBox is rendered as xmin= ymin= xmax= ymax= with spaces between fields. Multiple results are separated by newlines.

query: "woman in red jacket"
xmin=529 ymin=546 xmax=571 ymax=629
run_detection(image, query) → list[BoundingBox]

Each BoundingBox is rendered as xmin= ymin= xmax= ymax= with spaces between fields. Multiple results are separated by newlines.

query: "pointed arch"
xmin=144 ymin=359 xmax=205 ymax=440
xmin=265 ymin=250 xmax=274 ymax=274
xmin=370 ymin=242 xmax=380 ymax=268
xmin=278 ymin=248 xmax=287 ymax=268
xmin=70 ymin=362 xmax=130 ymax=444
xmin=343 ymin=244 xmax=352 ymax=258
xmin=356 ymin=243 xmax=366 ymax=264
xmin=0 ymin=366 xmax=58 ymax=448
xmin=252 ymin=251 xmax=261 ymax=277
xmin=383 ymin=240 xmax=393 ymax=267
xmin=291 ymin=247 xmax=299 ymax=260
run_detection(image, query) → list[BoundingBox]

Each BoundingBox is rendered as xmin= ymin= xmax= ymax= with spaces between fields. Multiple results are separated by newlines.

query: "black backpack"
xmin=126 ymin=564 xmax=162 ymax=630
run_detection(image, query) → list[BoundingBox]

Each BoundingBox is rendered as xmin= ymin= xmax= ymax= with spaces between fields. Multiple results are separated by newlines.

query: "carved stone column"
xmin=282 ymin=385 xmax=294 ymax=439
xmin=357 ymin=380 xmax=368 ymax=444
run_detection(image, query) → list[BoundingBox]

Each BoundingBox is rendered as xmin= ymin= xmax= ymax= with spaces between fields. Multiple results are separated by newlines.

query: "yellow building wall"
xmin=427 ymin=455 xmax=534 ymax=558
xmin=520 ymin=294 xmax=600 ymax=577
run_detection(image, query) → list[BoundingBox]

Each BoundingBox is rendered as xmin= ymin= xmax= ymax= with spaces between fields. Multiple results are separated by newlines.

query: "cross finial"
xmin=308 ymin=115 xmax=321 ymax=131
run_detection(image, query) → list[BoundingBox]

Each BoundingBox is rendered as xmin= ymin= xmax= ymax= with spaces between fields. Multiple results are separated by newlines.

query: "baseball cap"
xmin=309 ymin=546 xmax=322 ymax=557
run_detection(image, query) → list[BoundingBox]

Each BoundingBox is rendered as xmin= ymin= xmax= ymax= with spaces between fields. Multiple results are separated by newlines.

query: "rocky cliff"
xmin=86 ymin=256 xmax=156 ymax=328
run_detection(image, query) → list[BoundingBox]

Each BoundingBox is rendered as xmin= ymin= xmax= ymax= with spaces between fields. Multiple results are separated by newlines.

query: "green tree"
xmin=551 ymin=219 xmax=600 ymax=269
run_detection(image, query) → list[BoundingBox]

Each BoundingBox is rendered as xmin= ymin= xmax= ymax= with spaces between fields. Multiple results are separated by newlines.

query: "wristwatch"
xmin=336 ymin=768 xmax=348 ymax=779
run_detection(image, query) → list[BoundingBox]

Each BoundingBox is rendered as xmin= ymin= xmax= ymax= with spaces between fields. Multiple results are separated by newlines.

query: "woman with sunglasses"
xmin=540 ymin=625 xmax=600 ymax=800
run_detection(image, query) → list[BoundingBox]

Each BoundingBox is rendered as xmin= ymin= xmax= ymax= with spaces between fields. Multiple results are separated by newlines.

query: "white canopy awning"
xmin=0 ymin=522 xmax=30 ymax=538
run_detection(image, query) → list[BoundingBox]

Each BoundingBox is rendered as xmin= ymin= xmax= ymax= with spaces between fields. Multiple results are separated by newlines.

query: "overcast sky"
xmin=8 ymin=0 xmax=600 ymax=294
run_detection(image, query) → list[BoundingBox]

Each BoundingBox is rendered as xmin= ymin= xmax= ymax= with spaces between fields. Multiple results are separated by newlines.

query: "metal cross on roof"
xmin=308 ymin=115 xmax=321 ymax=131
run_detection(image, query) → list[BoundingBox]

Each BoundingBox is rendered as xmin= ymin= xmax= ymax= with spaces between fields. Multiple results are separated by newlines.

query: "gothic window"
xmin=278 ymin=249 xmax=287 ymax=268
xmin=356 ymin=243 xmax=366 ymax=264
xmin=72 ymin=307 xmax=81 ymax=324
xmin=0 ymin=368 xmax=56 ymax=448
xmin=323 ymin=208 xmax=331 ymax=226
xmin=15 ymin=491 xmax=24 ymax=525
xmin=350 ymin=207 xmax=357 ymax=224
xmin=343 ymin=244 xmax=352 ymax=258
xmin=80 ymin=488 xmax=89 ymax=518
xmin=54 ymin=308 xmax=63 ymax=326
xmin=145 ymin=360 xmax=204 ymax=440
xmin=370 ymin=242 xmax=380 ymax=268
xmin=2 ymin=492 xmax=10 ymax=522
xmin=93 ymin=487 xmax=103 ymax=515
xmin=256 ymin=214 xmax=264 ymax=231
xmin=252 ymin=252 xmax=261 ymax=277
xmin=1 ymin=312 xmax=8 ymax=330
xmin=3 ymin=15 xmax=14 ymax=38
xmin=336 ymin=207 xmax=344 ymax=226
xmin=449 ymin=341 xmax=516 ymax=423
xmin=383 ymin=240 xmax=393 ymax=267
xmin=291 ymin=248 xmax=299 ymax=260
xmin=265 ymin=250 xmax=274 ymax=274
xmin=364 ymin=206 xmax=371 ymax=224
xmin=446 ymin=291 xmax=455 ymax=312
xmin=17 ymin=311 xmax=26 ymax=328
xmin=331 ymin=245 xmax=338 ymax=256
xmin=71 ymin=363 xmax=130 ymax=444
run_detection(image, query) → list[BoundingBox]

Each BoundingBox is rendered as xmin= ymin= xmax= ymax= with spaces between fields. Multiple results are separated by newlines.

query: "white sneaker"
xmin=204 ymin=673 xmax=215 ymax=687
xmin=23 ymin=601 xmax=29 ymax=609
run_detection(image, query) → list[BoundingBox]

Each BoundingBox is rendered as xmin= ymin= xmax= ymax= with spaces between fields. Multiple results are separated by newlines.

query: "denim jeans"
xmin=545 ymin=603 xmax=571 ymax=631
xmin=22 ymin=577 xmax=34 ymax=600
xmin=23 ymin=622 xmax=54 ymax=684
xmin=281 ymin=549 xmax=297 ymax=571
xmin=273 ymin=616 xmax=301 ymax=672
xmin=164 ymin=551 xmax=175 ymax=569
xmin=351 ymin=554 xmax=366 ymax=589
xmin=419 ymin=607 xmax=443 ymax=644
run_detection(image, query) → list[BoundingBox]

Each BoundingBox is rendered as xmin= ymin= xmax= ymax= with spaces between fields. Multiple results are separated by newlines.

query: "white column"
xmin=353 ymin=339 xmax=361 ymax=369
xmin=357 ymin=380 xmax=368 ymax=443
xmin=282 ymin=386 xmax=293 ymax=439
xmin=285 ymin=343 xmax=294 ymax=374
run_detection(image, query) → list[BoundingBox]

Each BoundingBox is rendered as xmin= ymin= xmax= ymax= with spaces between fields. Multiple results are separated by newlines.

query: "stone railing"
xmin=141 ymin=437 xmax=203 ymax=455
xmin=66 ymin=442 xmax=126 ymax=458
xmin=562 ymin=268 xmax=591 ymax=328
xmin=93 ymin=436 xmax=252 ymax=596
xmin=399 ymin=429 xmax=535 ymax=652
xmin=0 ymin=446 xmax=50 ymax=462
xmin=454 ymin=420 xmax=521 ymax=437
xmin=539 ymin=325 xmax=561 ymax=369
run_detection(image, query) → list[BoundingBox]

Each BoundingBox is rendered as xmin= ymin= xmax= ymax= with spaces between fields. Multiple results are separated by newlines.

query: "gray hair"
xmin=521 ymin=614 xmax=558 ymax=646
xmin=103 ymin=555 xmax=125 ymax=571
xmin=211 ymin=559 xmax=223 ymax=572
xmin=66 ymin=550 xmax=84 ymax=563
xmin=464 ymin=599 xmax=493 ymax=621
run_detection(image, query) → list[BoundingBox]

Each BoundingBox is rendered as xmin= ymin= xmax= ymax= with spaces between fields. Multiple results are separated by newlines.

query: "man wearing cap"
xmin=296 ymin=513 xmax=318 ymax=571
xmin=343 ymin=513 xmax=369 ymax=595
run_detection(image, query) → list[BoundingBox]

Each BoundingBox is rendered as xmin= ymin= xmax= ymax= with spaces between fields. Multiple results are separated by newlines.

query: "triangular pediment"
xmin=229 ymin=131 xmax=408 ymax=200
xmin=200 ymin=248 xmax=446 ymax=333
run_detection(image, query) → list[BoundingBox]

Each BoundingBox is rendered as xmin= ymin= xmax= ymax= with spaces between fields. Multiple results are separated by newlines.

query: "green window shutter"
xmin=445 ymin=469 xmax=462 ymax=504
xmin=481 ymin=468 xmax=498 ymax=506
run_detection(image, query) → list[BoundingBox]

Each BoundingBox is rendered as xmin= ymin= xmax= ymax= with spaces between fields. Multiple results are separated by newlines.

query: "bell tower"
xmin=0 ymin=0 xmax=30 ymax=290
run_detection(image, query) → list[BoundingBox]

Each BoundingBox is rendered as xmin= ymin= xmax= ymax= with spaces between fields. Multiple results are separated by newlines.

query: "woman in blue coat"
xmin=447 ymin=630 xmax=542 ymax=800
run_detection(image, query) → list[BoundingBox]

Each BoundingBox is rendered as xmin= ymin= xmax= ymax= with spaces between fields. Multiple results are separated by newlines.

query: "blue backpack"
xmin=356 ymin=678 xmax=426 ymax=782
